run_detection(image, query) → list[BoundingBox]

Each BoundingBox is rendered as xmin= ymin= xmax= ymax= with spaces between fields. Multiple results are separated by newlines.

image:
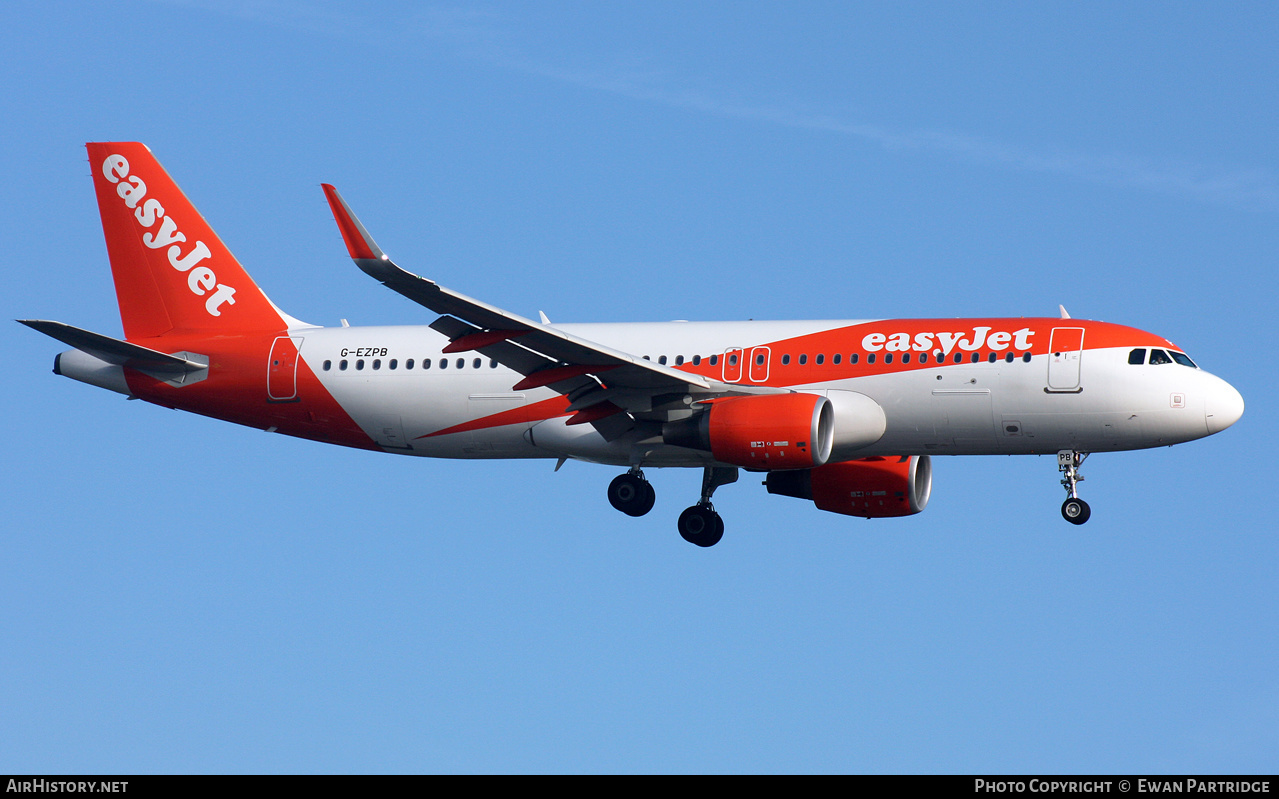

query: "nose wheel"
xmin=1061 ymin=497 xmax=1091 ymax=524
xmin=1058 ymin=450 xmax=1091 ymax=525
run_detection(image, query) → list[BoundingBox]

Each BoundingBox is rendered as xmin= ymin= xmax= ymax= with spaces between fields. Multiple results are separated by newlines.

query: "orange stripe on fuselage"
xmin=417 ymin=395 xmax=571 ymax=440
xmin=412 ymin=318 xmax=1177 ymax=439
xmin=664 ymin=318 xmax=1175 ymax=386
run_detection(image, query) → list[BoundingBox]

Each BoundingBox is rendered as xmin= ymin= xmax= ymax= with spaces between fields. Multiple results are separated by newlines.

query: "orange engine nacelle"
xmin=765 ymin=455 xmax=932 ymax=518
xmin=664 ymin=393 xmax=835 ymax=470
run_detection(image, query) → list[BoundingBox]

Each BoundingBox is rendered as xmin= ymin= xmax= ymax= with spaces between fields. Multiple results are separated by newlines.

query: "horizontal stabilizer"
xmin=18 ymin=320 xmax=204 ymax=374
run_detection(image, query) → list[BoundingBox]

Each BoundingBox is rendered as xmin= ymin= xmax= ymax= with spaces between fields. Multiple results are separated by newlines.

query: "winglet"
xmin=321 ymin=184 xmax=387 ymax=262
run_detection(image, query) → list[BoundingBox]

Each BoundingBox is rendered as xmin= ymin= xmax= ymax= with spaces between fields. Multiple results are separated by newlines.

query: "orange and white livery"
xmin=22 ymin=143 xmax=1245 ymax=546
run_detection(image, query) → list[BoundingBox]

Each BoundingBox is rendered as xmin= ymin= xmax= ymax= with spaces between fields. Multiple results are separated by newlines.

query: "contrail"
xmin=162 ymin=0 xmax=1279 ymax=212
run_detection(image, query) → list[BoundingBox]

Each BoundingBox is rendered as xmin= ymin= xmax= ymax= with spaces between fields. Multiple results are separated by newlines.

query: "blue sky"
xmin=3 ymin=1 xmax=1276 ymax=773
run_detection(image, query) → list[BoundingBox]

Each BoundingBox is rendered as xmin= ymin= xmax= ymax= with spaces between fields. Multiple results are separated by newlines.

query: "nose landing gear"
xmin=1058 ymin=450 xmax=1091 ymax=525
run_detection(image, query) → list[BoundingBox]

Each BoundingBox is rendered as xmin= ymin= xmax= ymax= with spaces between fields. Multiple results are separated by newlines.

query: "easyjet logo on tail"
xmin=101 ymin=154 xmax=237 ymax=317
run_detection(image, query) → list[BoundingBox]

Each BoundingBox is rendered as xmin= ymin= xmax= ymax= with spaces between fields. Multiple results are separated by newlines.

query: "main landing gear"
xmin=607 ymin=468 xmax=655 ymax=517
xmin=607 ymin=465 xmax=738 ymax=547
xmin=1058 ymin=450 xmax=1091 ymax=525
xmin=677 ymin=466 xmax=738 ymax=548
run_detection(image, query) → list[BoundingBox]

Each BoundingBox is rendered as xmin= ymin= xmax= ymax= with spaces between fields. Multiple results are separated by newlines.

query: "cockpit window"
xmin=1149 ymin=349 xmax=1172 ymax=365
xmin=1170 ymin=351 xmax=1197 ymax=368
xmin=1128 ymin=348 xmax=1146 ymax=365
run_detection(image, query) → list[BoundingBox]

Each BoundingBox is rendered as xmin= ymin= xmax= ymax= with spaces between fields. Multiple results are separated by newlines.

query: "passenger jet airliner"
xmin=21 ymin=143 xmax=1245 ymax=546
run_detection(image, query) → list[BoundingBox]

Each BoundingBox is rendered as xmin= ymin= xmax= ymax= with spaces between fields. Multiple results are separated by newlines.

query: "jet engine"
xmin=765 ymin=455 xmax=932 ymax=518
xmin=663 ymin=393 xmax=834 ymax=470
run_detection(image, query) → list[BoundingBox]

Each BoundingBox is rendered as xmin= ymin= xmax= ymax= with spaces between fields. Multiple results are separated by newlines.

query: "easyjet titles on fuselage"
xmin=861 ymin=326 xmax=1035 ymax=355
xmin=100 ymin=154 xmax=237 ymax=317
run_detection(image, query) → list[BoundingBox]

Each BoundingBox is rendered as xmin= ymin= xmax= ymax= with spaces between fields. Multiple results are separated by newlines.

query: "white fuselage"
xmin=295 ymin=319 xmax=1238 ymax=466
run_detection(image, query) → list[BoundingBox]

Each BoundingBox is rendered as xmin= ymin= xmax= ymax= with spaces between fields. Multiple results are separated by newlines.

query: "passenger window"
xmin=953 ymin=353 xmax=963 ymax=364
xmin=902 ymin=353 xmax=911 ymax=364
xmin=389 ymin=359 xmax=397 ymax=370
xmin=490 ymin=359 xmax=498 ymax=368
xmin=323 ymin=360 xmax=332 ymax=371
xmin=884 ymin=353 xmax=893 ymax=364
xmin=833 ymin=354 xmax=841 ymax=365
xmin=1022 ymin=353 xmax=1032 ymax=363
xmin=356 ymin=359 xmax=365 ymax=370
xmin=692 ymin=355 xmax=701 ymax=366
xmin=439 ymin=358 xmax=447 ymax=369
xmin=406 ymin=359 xmax=415 ymax=370
xmin=675 ymin=355 xmax=684 ymax=366
xmin=1149 ymin=349 xmax=1172 ymax=365
xmin=867 ymin=353 xmax=875 ymax=364
xmin=816 ymin=354 xmax=824 ymax=365
xmin=373 ymin=359 xmax=381 ymax=370
xmin=850 ymin=353 xmax=859 ymax=364
xmin=1004 ymin=353 xmax=1014 ymax=363
xmin=729 ymin=353 xmax=738 ymax=366
xmin=710 ymin=355 xmax=718 ymax=366
xmin=757 ymin=353 xmax=767 ymax=365
xmin=799 ymin=354 xmax=807 ymax=365
xmin=659 ymin=355 xmax=667 ymax=365
xmin=456 ymin=358 xmax=465 ymax=369
xmin=1128 ymin=349 xmax=1146 ymax=365
xmin=473 ymin=358 xmax=482 ymax=369
xmin=971 ymin=353 xmax=980 ymax=363
xmin=782 ymin=354 xmax=791 ymax=365
xmin=339 ymin=360 xmax=348 ymax=371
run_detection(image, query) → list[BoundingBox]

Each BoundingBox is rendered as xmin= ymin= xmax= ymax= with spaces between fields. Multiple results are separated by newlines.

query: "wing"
xmin=321 ymin=184 xmax=779 ymax=440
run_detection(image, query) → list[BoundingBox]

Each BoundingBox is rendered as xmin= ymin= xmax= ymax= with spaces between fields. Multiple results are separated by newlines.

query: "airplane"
xmin=21 ymin=142 xmax=1245 ymax=547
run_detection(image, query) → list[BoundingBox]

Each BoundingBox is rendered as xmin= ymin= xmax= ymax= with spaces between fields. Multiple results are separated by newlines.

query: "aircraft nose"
xmin=1205 ymin=378 xmax=1244 ymax=434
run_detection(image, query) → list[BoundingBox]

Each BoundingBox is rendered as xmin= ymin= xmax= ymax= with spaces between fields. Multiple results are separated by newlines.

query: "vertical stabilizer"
xmin=87 ymin=142 xmax=297 ymax=339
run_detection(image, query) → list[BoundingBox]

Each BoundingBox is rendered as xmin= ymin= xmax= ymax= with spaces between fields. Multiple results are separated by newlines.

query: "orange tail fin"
xmin=87 ymin=142 xmax=300 ymax=339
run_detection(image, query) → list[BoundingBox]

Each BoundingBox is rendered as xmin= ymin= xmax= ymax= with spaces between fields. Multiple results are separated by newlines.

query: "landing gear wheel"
xmin=678 ymin=505 xmax=724 ymax=547
xmin=608 ymin=473 xmax=655 ymax=517
xmin=1061 ymin=497 xmax=1091 ymax=525
xmin=1057 ymin=450 xmax=1092 ymax=526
